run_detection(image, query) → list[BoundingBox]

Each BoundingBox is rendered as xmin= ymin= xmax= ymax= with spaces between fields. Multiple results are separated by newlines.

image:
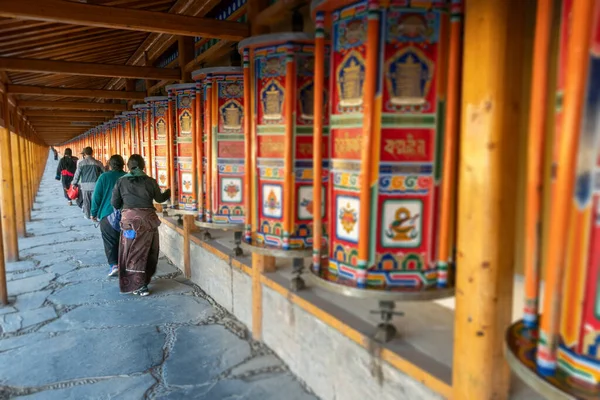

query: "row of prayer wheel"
xmin=63 ymin=0 xmax=460 ymax=297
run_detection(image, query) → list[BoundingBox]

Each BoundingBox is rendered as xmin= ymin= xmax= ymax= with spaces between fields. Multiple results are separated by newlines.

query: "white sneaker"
xmin=108 ymin=266 xmax=119 ymax=277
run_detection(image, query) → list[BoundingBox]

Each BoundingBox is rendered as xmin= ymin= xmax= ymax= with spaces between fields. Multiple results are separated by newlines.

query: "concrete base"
xmin=158 ymin=221 xmax=543 ymax=400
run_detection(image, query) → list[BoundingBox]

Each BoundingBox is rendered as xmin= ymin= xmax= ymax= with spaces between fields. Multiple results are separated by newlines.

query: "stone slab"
xmin=5 ymin=260 xmax=38 ymax=273
xmin=164 ymin=325 xmax=251 ymax=387
xmin=56 ymin=266 xmax=110 ymax=283
xmin=0 ymin=332 xmax=52 ymax=352
xmin=6 ymin=273 xmax=56 ymax=296
xmin=41 ymin=295 xmax=213 ymax=332
xmin=14 ymin=290 xmax=52 ymax=311
xmin=230 ymin=354 xmax=283 ymax=378
xmin=7 ymin=269 xmax=46 ymax=282
xmin=15 ymin=374 xmax=156 ymax=400
xmin=49 ymin=279 xmax=193 ymax=306
xmin=161 ymin=375 xmax=317 ymax=400
xmin=1 ymin=306 xmax=57 ymax=333
xmin=0 ymin=326 xmax=165 ymax=387
xmin=45 ymin=261 xmax=79 ymax=277
xmin=18 ymin=231 xmax=84 ymax=250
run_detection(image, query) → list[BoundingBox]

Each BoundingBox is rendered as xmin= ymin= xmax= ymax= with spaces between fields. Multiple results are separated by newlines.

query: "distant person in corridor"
xmin=55 ymin=148 xmax=78 ymax=206
xmin=91 ymin=155 xmax=126 ymax=278
xmin=111 ymin=154 xmax=170 ymax=296
xmin=72 ymin=146 xmax=104 ymax=219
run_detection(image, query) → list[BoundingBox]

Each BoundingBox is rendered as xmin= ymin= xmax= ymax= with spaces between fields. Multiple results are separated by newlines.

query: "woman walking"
xmin=90 ymin=155 xmax=126 ymax=277
xmin=55 ymin=148 xmax=78 ymax=206
xmin=111 ymin=154 xmax=170 ymax=296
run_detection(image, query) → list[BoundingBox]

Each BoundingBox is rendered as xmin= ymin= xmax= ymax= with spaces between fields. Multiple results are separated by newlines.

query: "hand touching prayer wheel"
xmin=165 ymin=83 xmax=199 ymax=215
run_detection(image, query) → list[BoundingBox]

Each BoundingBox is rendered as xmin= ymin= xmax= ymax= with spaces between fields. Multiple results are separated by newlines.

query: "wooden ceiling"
xmin=0 ymin=0 xmax=249 ymax=145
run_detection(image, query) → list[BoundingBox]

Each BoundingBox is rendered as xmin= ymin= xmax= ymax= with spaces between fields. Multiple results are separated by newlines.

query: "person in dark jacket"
xmin=91 ymin=155 xmax=127 ymax=278
xmin=72 ymin=146 xmax=104 ymax=219
xmin=111 ymin=154 xmax=170 ymax=296
xmin=55 ymin=148 xmax=78 ymax=206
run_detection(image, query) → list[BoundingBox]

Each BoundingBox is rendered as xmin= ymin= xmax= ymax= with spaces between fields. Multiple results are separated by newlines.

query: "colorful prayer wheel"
xmin=192 ymin=67 xmax=246 ymax=227
xmin=119 ymin=111 xmax=137 ymax=161
xmin=132 ymin=103 xmax=151 ymax=163
xmin=310 ymin=0 xmax=456 ymax=291
xmin=238 ymin=33 xmax=324 ymax=252
xmin=505 ymin=0 xmax=600 ymax=397
xmin=166 ymin=83 xmax=198 ymax=213
xmin=145 ymin=96 xmax=170 ymax=192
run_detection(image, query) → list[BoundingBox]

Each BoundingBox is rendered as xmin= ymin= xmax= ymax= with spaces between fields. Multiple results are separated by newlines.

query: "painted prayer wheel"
xmin=310 ymin=0 xmax=453 ymax=290
xmin=239 ymin=33 xmax=324 ymax=251
xmin=133 ymin=103 xmax=151 ymax=162
xmin=145 ymin=96 xmax=170 ymax=192
xmin=166 ymin=83 xmax=198 ymax=212
xmin=505 ymin=1 xmax=600 ymax=397
xmin=119 ymin=111 xmax=137 ymax=161
xmin=192 ymin=67 xmax=245 ymax=226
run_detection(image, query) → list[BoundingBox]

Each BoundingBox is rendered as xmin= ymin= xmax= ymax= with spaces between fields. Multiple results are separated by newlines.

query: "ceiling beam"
xmin=0 ymin=0 xmax=249 ymax=41
xmin=7 ymin=84 xmax=145 ymax=100
xmin=24 ymin=110 xmax=115 ymax=118
xmin=0 ymin=57 xmax=181 ymax=80
xmin=19 ymin=101 xmax=126 ymax=111
xmin=28 ymin=116 xmax=108 ymax=122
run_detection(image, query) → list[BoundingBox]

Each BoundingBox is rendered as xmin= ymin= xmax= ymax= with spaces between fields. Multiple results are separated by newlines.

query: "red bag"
xmin=66 ymin=185 xmax=79 ymax=200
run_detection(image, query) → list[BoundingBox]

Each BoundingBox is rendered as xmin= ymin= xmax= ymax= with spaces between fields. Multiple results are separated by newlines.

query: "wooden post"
xmin=452 ymin=0 xmax=528 ymax=398
xmin=177 ymin=36 xmax=194 ymax=83
xmin=182 ymin=214 xmax=196 ymax=278
xmin=11 ymin=113 xmax=25 ymax=237
xmin=167 ymin=91 xmax=176 ymax=206
xmin=20 ymin=121 xmax=31 ymax=222
xmin=0 ymin=204 xmax=6 ymax=305
xmin=248 ymin=0 xmax=273 ymax=341
xmin=0 ymin=92 xmax=19 ymax=261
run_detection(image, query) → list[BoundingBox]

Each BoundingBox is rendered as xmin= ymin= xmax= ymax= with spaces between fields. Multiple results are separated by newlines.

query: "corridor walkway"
xmin=0 ymin=156 xmax=317 ymax=400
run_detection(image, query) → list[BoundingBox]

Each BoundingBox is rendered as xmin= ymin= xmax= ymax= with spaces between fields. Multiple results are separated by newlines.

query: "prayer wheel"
xmin=166 ymin=83 xmax=198 ymax=213
xmin=505 ymin=1 xmax=600 ymax=397
xmin=133 ymin=103 xmax=150 ymax=161
xmin=145 ymin=96 xmax=170 ymax=192
xmin=238 ymin=33 xmax=323 ymax=251
xmin=119 ymin=111 xmax=137 ymax=161
xmin=310 ymin=0 xmax=454 ymax=291
xmin=191 ymin=67 xmax=245 ymax=227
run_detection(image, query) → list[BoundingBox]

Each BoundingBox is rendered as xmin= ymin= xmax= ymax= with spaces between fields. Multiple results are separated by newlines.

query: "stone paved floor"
xmin=0 ymin=157 xmax=318 ymax=400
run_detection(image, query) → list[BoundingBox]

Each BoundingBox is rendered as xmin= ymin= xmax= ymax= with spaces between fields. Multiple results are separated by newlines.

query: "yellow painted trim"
xmin=231 ymin=258 xmax=252 ymax=276
xmin=260 ymin=275 xmax=452 ymax=399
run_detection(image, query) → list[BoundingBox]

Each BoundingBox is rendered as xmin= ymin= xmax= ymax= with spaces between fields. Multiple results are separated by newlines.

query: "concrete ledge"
xmin=157 ymin=218 xmax=453 ymax=400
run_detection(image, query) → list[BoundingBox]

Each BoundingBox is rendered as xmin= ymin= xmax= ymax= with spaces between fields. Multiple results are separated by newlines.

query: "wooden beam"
xmin=7 ymin=84 xmax=145 ymax=100
xmin=28 ymin=116 xmax=108 ymax=123
xmin=19 ymin=101 xmax=126 ymax=111
xmin=253 ymin=0 xmax=306 ymax=28
xmin=0 ymin=0 xmax=249 ymax=41
xmin=0 ymin=57 xmax=181 ymax=80
xmin=25 ymin=110 xmax=116 ymax=118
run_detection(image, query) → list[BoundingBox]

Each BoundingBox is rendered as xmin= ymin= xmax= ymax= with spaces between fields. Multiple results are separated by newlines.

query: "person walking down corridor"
xmin=112 ymin=154 xmax=170 ymax=296
xmin=55 ymin=148 xmax=78 ymax=206
xmin=72 ymin=146 xmax=104 ymax=219
xmin=91 ymin=155 xmax=126 ymax=278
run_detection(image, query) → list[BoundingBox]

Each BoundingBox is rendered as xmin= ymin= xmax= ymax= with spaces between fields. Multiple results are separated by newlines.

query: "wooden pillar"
xmin=182 ymin=214 xmax=196 ymax=278
xmin=177 ymin=36 xmax=194 ymax=83
xmin=10 ymin=111 xmax=25 ymax=237
xmin=20 ymin=121 xmax=31 ymax=222
xmin=248 ymin=0 xmax=273 ymax=341
xmin=0 ymin=92 xmax=19 ymax=261
xmin=452 ymin=0 xmax=528 ymax=398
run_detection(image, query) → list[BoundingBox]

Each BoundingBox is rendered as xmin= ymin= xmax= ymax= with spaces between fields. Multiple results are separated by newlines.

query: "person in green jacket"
xmin=91 ymin=155 xmax=126 ymax=277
